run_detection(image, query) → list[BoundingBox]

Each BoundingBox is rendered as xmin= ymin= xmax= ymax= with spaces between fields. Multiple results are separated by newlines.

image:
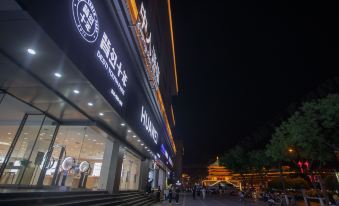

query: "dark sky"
xmin=171 ymin=0 xmax=339 ymax=165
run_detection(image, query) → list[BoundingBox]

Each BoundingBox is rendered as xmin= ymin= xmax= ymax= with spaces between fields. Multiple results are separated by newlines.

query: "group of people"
xmin=164 ymin=185 xmax=180 ymax=204
xmin=191 ymin=184 xmax=207 ymax=200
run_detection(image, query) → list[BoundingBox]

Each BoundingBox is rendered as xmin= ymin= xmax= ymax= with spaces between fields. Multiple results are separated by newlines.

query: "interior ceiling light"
xmin=99 ymin=112 xmax=104 ymax=116
xmin=73 ymin=89 xmax=80 ymax=94
xmin=127 ymin=130 xmax=131 ymax=133
xmin=137 ymin=139 xmax=141 ymax=142
xmin=54 ymin=72 xmax=62 ymax=78
xmin=141 ymin=143 xmax=144 ymax=146
xmin=120 ymin=123 xmax=126 ymax=126
xmin=132 ymin=135 xmax=136 ymax=138
xmin=27 ymin=48 xmax=36 ymax=55
xmin=87 ymin=102 xmax=93 ymax=106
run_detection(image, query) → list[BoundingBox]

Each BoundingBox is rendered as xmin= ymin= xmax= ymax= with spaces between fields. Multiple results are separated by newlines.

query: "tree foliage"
xmin=220 ymin=146 xmax=250 ymax=174
xmin=266 ymin=94 xmax=339 ymax=169
xmin=249 ymin=150 xmax=273 ymax=172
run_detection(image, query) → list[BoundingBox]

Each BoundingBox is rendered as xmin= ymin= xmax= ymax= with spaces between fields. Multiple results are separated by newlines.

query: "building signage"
xmin=141 ymin=106 xmax=158 ymax=144
xmin=72 ymin=0 xmax=128 ymax=107
xmin=161 ymin=144 xmax=169 ymax=159
xmin=72 ymin=0 xmax=99 ymax=43
xmin=20 ymin=0 xmax=171 ymax=154
xmin=97 ymin=32 xmax=128 ymax=107
xmin=168 ymin=157 xmax=173 ymax=167
xmin=136 ymin=2 xmax=160 ymax=90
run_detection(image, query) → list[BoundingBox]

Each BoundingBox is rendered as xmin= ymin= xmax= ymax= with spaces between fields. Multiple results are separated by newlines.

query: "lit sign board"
xmin=72 ymin=0 xmax=99 ymax=43
xmin=136 ymin=2 xmax=160 ymax=90
xmin=161 ymin=144 xmax=169 ymax=159
xmin=141 ymin=105 xmax=158 ymax=144
xmin=72 ymin=0 xmax=128 ymax=107
xmin=168 ymin=157 xmax=173 ymax=166
xmin=97 ymin=32 xmax=128 ymax=106
xmin=20 ymin=0 xmax=171 ymax=156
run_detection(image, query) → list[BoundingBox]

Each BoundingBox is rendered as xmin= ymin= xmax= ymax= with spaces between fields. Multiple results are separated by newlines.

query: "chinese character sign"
xmin=72 ymin=0 xmax=99 ymax=43
xmin=136 ymin=2 xmax=160 ymax=90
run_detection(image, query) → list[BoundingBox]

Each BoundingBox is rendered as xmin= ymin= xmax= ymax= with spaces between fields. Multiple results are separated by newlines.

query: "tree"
xmin=249 ymin=150 xmax=273 ymax=189
xmin=266 ymin=94 xmax=339 ymax=204
xmin=220 ymin=146 xmax=251 ymax=189
xmin=267 ymin=94 xmax=339 ymax=170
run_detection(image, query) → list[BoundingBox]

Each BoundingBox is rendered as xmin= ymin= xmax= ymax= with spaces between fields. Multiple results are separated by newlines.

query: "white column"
xmin=98 ymin=139 xmax=121 ymax=194
xmin=98 ymin=138 xmax=113 ymax=190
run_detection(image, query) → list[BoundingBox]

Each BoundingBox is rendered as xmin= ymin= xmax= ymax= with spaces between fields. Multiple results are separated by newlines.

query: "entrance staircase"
xmin=0 ymin=190 xmax=156 ymax=206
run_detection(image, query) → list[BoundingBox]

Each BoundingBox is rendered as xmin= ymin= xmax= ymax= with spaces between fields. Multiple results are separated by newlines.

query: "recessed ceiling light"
xmin=88 ymin=102 xmax=93 ymax=106
xmin=127 ymin=130 xmax=131 ymax=133
xmin=7 ymin=133 xmax=11 ymax=135
xmin=73 ymin=90 xmax=80 ymax=94
xmin=54 ymin=72 xmax=62 ymax=78
xmin=137 ymin=139 xmax=141 ymax=142
xmin=27 ymin=48 xmax=36 ymax=55
xmin=121 ymin=123 xmax=125 ymax=126
xmin=99 ymin=112 xmax=104 ymax=116
xmin=145 ymin=146 xmax=148 ymax=149
xmin=141 ymin=143 xmax=144 ymax=146
xmin=147 ymin=149 xmax=150 ymax=152
xmin=133 ymin=135 xmax=136 ymax=138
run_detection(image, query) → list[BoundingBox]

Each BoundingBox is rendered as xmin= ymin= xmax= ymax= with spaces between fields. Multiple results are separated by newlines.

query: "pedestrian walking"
xmin=192 ymin=185 xmax=197 ymax=199
xmin=175 ymin=186 xmax=180 ymax=204
xmin=219 ymin=183 xmax=222 ymax=196
xmin=156 ymin=186 xmax=161 ymax=202
xmin=168 ymin=186 xmax=173 ymax=203
xmin=202 ymin=186 xmax=206 ymax=200
xmin=164 ymin=187 xmax=169 ymax=200
xmin=239 ymin=190 xmax=244 ymax=203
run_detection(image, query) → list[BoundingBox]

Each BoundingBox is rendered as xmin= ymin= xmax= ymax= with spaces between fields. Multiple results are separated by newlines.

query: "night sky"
xmin=171 ymin=0 xmax=339 ymax=165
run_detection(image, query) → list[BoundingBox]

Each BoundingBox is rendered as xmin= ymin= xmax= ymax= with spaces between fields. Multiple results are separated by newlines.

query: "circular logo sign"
xmin=72 ymin=0 xmax=99 ymax=43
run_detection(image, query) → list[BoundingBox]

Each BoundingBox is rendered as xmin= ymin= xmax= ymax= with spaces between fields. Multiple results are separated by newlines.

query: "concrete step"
xmin=0 ymin=190 xmax=155 ymax=206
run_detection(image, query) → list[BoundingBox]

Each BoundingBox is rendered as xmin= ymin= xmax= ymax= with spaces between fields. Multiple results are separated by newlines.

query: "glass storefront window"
xmin=43 ymin=126 xmax=106 ymax=189
xmin=0 ymin=94 xmax=55 ymax=185
xmin=119 ymin=150 xmax=141 ymax=191
xmin=0 ymin=94 xmax=38 ymax=170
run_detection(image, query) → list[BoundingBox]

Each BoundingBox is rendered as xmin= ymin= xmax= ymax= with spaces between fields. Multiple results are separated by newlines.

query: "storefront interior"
xmin=0 ymin=92 xmax=144 ymax=190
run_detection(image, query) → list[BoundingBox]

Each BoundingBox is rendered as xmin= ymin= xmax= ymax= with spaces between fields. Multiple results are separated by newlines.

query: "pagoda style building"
xmin=202 ymin=157 xmax=238 ymax=187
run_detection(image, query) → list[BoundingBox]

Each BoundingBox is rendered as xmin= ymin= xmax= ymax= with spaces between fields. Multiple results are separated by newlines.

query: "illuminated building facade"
xmin=0 ymin=0 xmax=178 ymax=193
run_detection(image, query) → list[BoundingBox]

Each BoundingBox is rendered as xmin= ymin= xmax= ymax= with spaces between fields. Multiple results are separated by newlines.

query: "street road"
xmin=152 ymin=192 xmax=266 ymax=206
xmin=152 ymin=192 xmax=322 ymax=206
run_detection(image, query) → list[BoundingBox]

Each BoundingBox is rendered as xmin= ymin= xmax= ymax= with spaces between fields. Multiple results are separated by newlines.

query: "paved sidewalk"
xmin=153 ymin=192 xmax=266 ymax=206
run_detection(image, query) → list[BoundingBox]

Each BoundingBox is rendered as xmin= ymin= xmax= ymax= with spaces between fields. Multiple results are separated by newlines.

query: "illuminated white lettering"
xmin=137 ymin=2 xmax=160 ymax=90
xmin=141 ymin=106 xmax=158 ymax=144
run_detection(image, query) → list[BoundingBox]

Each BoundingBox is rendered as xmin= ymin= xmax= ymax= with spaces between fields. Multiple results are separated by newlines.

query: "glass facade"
xmin=43 ymin=126 xmax=107 ymax=189
xmin=119 ymin=150 xmax=141 ymax=191
xmin=0 ymin=94 xmax=110 ymax=189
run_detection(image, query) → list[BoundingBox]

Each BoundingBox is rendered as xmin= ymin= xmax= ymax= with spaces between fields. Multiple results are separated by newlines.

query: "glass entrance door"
xmin=0 ymin=114 xmax=58 ymax=186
